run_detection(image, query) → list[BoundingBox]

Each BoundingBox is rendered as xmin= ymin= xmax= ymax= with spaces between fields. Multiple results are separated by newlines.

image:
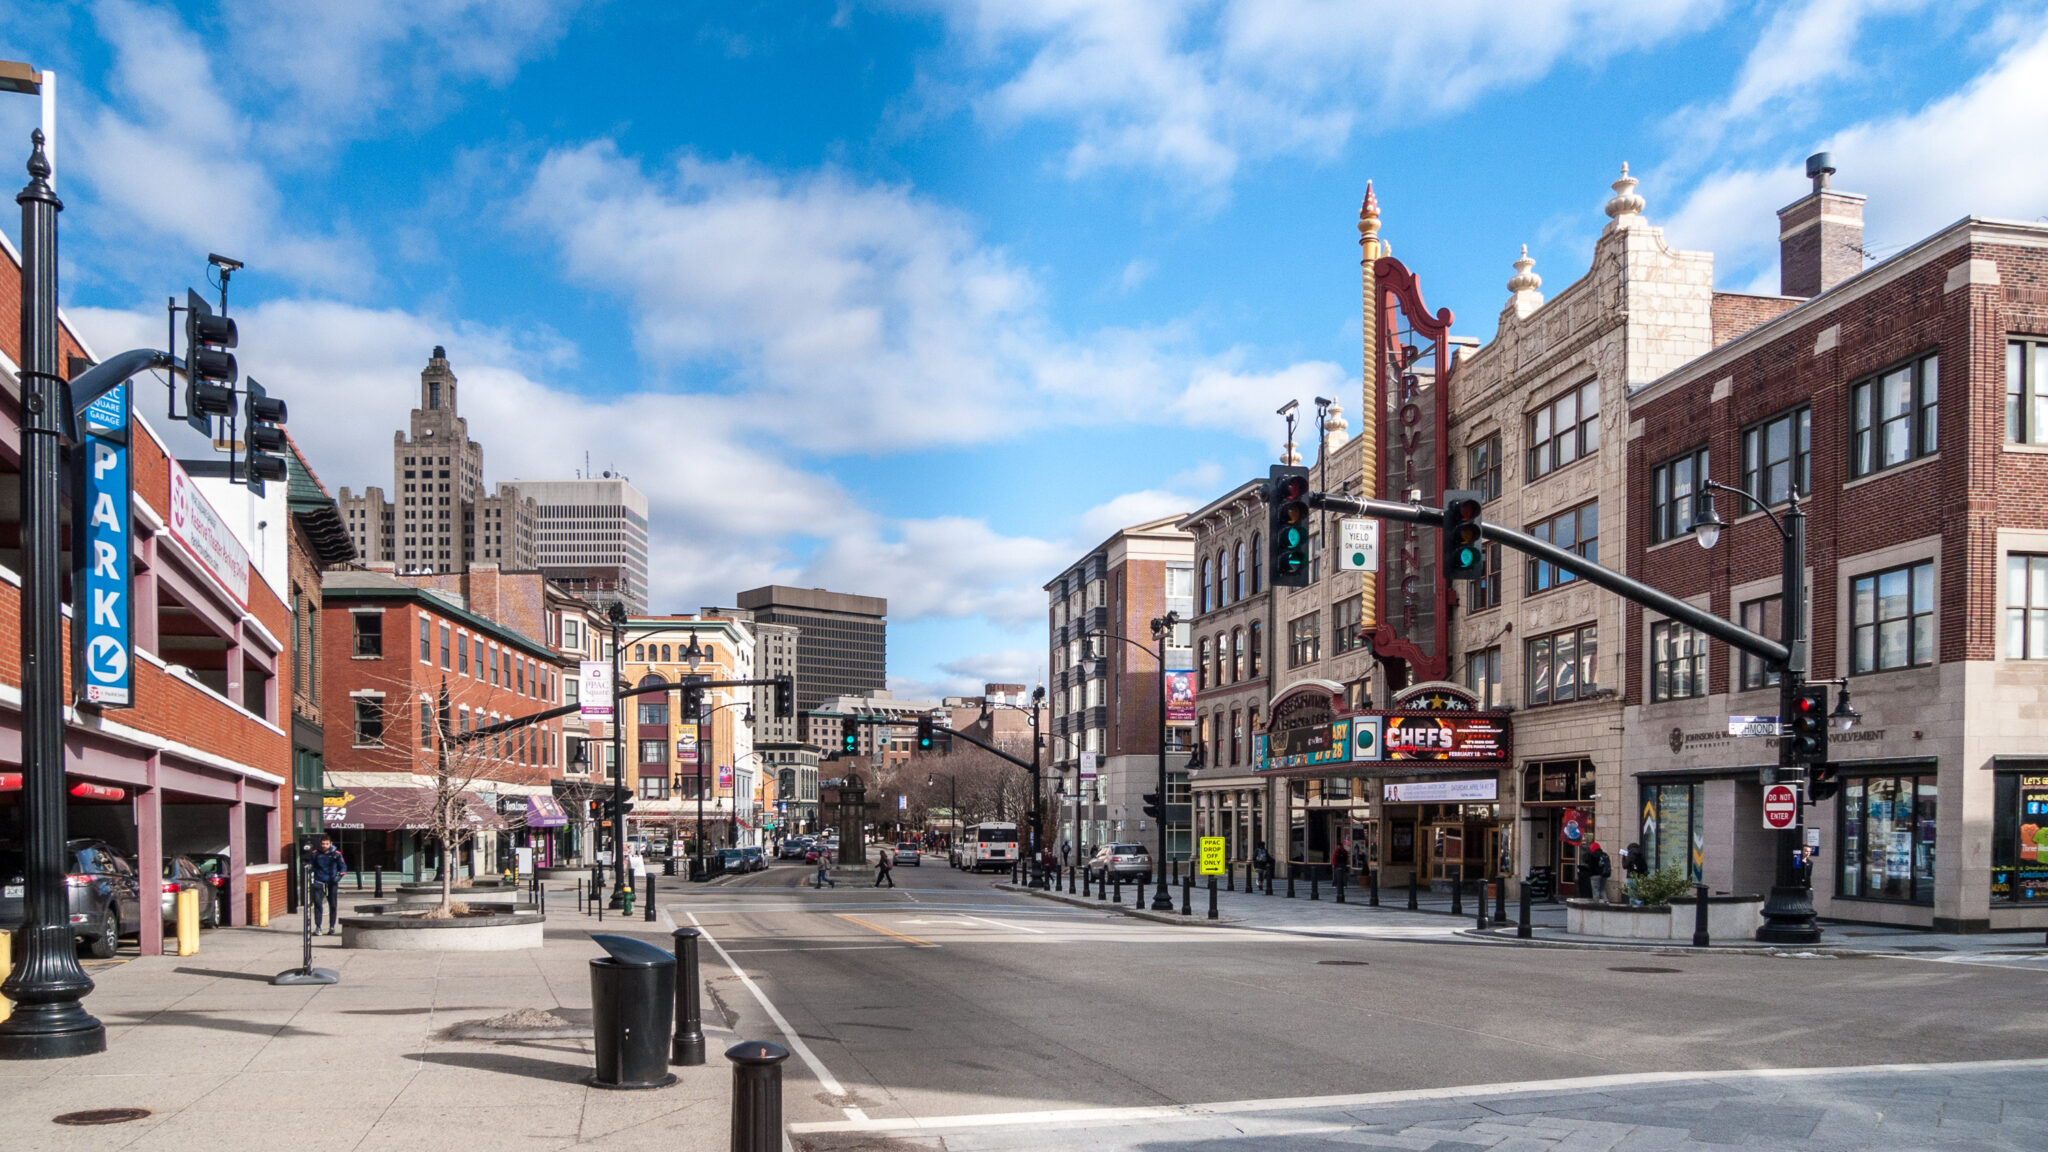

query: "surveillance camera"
xmin=207 ymin=253 xmax=245 ymax=272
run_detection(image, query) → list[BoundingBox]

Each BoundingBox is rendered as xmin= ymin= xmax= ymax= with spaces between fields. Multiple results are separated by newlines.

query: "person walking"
xmin=308 ymin=836 xmax=347 ymax=936
xmin=813 ymin=858 xmax=837 ymax=889
xmin=1253 ymin=842 xmax=1274 ymax=887
xmin=1582 ymin=841 xmax=1613 ymax=902
xmin=1330 ymin=841 xmax=1351 ymax=891
xmin=873 ymin=845 xmax=896 ymax=888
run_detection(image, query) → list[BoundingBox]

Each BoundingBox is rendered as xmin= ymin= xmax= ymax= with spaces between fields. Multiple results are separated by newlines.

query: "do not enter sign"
xmin=1763 ymin=783 xmax=1799 ymax=830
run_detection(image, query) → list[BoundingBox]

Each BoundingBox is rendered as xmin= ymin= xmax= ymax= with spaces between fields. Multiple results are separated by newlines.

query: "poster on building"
xmin=1384 ymin=715 xmax=1507 ymax=760
xmin=1383 ymin=778 xmax=1498 ymax=803
xmin=1080 ymin=751 xmax=1097 ymax=782
xmin=1164 ymin=668 xmax=1196 ymax=726
xmin=578 ymin=661 xmax=614 ymax=721
xmin=676 ymin=724 xmax=700 ymax=766
xmin=74 ymin=382 xmax=133 ymax=708
xmin=718 ymin=763 xmax=734 ymax=790
xmin=167 ymin=457 xmax=250 ymax=604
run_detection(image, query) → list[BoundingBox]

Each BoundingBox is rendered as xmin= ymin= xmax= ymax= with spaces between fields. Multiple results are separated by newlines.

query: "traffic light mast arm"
xmin=838 ymin=715 xmax=1035 ymax=774
xmin=1307 ymin=490 xmax=1791 ymax=670
xmin=449 ymin=675 xmax=792 ymax=746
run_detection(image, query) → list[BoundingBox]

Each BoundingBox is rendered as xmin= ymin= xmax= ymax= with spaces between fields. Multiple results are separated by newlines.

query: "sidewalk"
xmin=0 ymin=883 xmax=744 ymax=1151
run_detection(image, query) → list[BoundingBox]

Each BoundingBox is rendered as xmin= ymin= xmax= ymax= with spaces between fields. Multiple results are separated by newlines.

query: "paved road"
xmin=686 ymin=859 xmax=2048 ymax=1150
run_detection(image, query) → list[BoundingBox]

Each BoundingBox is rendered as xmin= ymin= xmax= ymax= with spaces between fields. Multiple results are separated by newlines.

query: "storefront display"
xmin=1640 ymin=782 xmax=1702 ymax=882
xmin=1839 ymin=773 xmax=1936 ymax=904
xmin=1992 ymin=772 xmax=2048 ymax=903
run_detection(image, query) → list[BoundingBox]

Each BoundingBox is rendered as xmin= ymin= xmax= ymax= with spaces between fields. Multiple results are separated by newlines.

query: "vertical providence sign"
xmin=1370 ymin=254 xmax=1454 ymax=685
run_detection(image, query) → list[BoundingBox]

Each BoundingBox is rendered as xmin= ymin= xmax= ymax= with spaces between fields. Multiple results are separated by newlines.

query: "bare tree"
xmin=906 ymin=744 xmax=1035 ymax=833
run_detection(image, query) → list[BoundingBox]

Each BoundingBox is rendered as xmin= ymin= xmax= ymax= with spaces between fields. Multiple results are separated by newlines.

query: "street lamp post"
xmin=605 ymin=602 xmax=631 ymax=907
xmin=1693 ymin=483 xmax=1855 ymax=945
xmin=979 ymin=686 xmax=1047 ymax=886
xmin=1086 ymin=615 xmax=1180 ymax=912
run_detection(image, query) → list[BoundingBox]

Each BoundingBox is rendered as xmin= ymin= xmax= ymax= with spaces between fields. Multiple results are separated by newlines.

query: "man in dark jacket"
xmin=1582 ymin=842 xmax=1613 ymax=902
xmin=308 ymin=836 xmax=348 ymax=935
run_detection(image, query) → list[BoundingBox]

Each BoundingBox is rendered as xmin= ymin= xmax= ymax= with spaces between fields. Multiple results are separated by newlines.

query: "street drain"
xmin=54 ymin=1109 xmax=151 ymax=1126
xmin=1317 ymin=960 xmax=1368 ymax=966
xmin=1607 ymin=966 xmax=1682 ymax=974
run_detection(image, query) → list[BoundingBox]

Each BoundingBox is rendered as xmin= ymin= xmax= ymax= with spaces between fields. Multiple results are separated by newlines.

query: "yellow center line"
xmin=835 ymin=913 xmax=938 ymax=948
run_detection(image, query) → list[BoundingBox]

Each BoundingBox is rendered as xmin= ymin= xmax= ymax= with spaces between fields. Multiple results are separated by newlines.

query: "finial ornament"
xmin=1357 ymin=180 xmax=1381 ymax=243
xmin=26 ymin=127 xmax=50 ymax=182
xmin=1605 ymin=162 xmax=1645 ymax=221
xmin=1507 ymin=245 xmax=1542 ymax=294
xmin=1323 ymin=400 xmax=1350 ymax=449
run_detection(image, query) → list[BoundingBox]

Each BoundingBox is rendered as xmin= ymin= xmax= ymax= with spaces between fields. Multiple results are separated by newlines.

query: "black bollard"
xmin=1069 ymin=865 xmax=1077 ymax=895
xmin=1286 ymin=869 xmax=1296 ymax=899
xmin=672 ymin=928 xmax=706 ymax=1066
xmin=1692 ymin=883 xmax=1711 ymax=948
xmin=1264 ymin=869 xmax=1274 ymax=896
xmin=1207 ymin=876 xmax=1218 ymax=920
xmin=1335 ymin=868 xmax=1345 ymax=904
xmin=1310 ymin=870 xmax=1320 ymax=901
xmin=1226 ymin=860 xmax=1235 ymax=893
xmin=355 ymin=868 xmax=363 ymax=890
xmin=645 ymin=871 xmax=658 ymax=922
xmin=1496 ymin=878 xmax=1508 ymax=924
xmin=727 ymin=1040 xmax=791 ymax=1152
xmin=1407 ymin=870 xmax=1419 ymax=911
xmin=1517 ymin=882 xmax=1533 ymax=939
xmin=1451 ymin=881 xmax=1463 ymax=917
xmin=1476 ymin=886 xmax=1490 ymax=932
xmin=1113 ymin=875 xmax=1121 ymax=903
xmin=1368 ymin=867 xmax=1379 ymax=907
xmin=577 ymin=878 xmax=585 ymax=913
xmin=1181 ymin=871 xmax=1192 ymax=916
xmin=1098 ymin=870 xmax=1107 ymax=900
xmin=374 ymin=866 xmax=384 ymax=897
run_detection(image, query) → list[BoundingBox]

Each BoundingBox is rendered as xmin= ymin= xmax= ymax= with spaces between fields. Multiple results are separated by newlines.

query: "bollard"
xmin=1069 ymin=865 xmax=1077 ymax=895
xmin=1517 ymin=883 xmax=1533 ymax=939
xmin=1309 ymin=870 xmax=1320 ymax=901
xmin=577 ymin=878 xmax=585 ymax=913
xmin=1369 ymin=867 xmax=1379 ymax=907
xmin=253 ymin=878 xmax=270 ymax=927
xmin=728 ymin=1040 xmax=790 ymax=1152
xmin=375 ymin=866 xmax=384 ymax=897
xmin=1226 ymin=860 xmax=1235 ymax=892
xmin=176 ymin=888 xmax=200 ymax=956
xmin=355 ymin=869 xmax=363 ymax=891
xmin=1407 ymin=871 xmax=1419 ymax=911
xmin=1286 ymin=869 xmax=1296 ymax=899
xmin=1098 ymin=870 xmax=1107 ymax=901
xmin=672 ymin=928 xmax=707 ymax=1065
xmin=1475 ymin=885 xmax=1490 ymax=932
xmin=1264 ymin=869 xmax=1274 ymax=897
xmin=1692 ymin=883 xmax=1711 ymax=948
xmin=1181 ymin=871 xmax=1192 ymax=916
xmin=644 ymin=872 xmax=658 ymax=922
xmin=1335 ymin=868 xmax=1345 ymax=904
xmin=1496 ymin=878 xmax=1507 ymax=924
xmin=1113 ymin=875 xmax=1121 ymax=904
xmin=1450 ymin=882 xmax=1463 ymax=917
xmin=1134 ymin=876 xmax=1144 ymax=909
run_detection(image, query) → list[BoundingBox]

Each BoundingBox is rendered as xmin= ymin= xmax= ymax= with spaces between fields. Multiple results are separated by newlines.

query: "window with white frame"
xmin=1526 ymin=624 xmax=1597 ymax=706
xmin=1649 ymin=620 xmax=1706 ymax=702
xmin=2006 ymin=554 xmax=2048 ymax=660
xmin=1526 ymin=381 xmax=1600 ymax=480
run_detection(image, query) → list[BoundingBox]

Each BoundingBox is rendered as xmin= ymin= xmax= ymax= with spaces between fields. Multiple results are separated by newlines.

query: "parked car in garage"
xmin=160 ymin=855 xmax=220 ymax=929
xmin=1085 ymin=843 xmax=1154 ymax=883
xmin=0 ymin=838 xmax=145 ymax=958
xmin=189 ymin=853 xmax=232 ymax=926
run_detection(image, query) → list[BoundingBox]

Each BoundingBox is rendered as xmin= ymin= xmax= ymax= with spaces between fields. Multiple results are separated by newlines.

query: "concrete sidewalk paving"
xmin=0 ymin=886 xmax=758 ymax=1152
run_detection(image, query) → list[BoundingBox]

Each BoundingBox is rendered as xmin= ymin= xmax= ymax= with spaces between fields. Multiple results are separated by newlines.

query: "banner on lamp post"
xmin=578 ymin=661 xmax=613 ymax=722
xmin=1164 ymin=668 xmax=1195 ymax=727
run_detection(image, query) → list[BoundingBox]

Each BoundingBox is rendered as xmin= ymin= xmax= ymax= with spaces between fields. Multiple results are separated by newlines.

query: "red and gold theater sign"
xmin=1371 ymin=255 xmax=1454 ymax=684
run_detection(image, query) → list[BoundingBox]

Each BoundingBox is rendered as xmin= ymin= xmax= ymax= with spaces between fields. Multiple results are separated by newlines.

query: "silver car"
xmin=1085 ymin=843 xmax=1153 ymax=882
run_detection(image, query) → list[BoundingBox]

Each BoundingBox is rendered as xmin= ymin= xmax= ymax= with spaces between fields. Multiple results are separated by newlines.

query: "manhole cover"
xmin=1606 ymin=966 xmax=1682 ymax=974
xmin=1316 ymin=960 xmax=1368 ymax=966
xmin=54 ymin=1109 xmax=151 ymax=1126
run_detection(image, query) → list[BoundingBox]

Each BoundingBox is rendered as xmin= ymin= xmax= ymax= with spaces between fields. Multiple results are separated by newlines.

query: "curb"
xmin=1449 ymin=927 xmax=1899 ymax=957
xmin=994 ymin=882 xmax=1248 ymax=926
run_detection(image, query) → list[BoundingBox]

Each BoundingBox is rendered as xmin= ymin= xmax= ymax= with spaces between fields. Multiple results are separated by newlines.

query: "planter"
xmin=339 ymin=909 xmax=545 ymax=951
xmin=384 ymin=886 xmax=529 ymax=910
xmin=1566 ymin=896 xmax=1765 ymax=941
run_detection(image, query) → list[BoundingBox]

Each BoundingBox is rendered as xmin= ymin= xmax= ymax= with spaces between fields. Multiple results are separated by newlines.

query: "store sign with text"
xmin=1382 ymin=715 xmax=1507 ymax=761
xmin=1382 ymin=778 xmax=1497 ymax=803
xmin=168 ymin=458 xmax=250 ymax=604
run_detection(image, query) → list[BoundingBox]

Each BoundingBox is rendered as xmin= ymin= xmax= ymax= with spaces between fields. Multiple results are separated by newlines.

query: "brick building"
xmin=284 ymin=444 xmax=356 ymax=848
xmin=1624 ymin=168 xmax=2048 ymax=932
xmin=617 ymin=615 xmax=758 ymax=849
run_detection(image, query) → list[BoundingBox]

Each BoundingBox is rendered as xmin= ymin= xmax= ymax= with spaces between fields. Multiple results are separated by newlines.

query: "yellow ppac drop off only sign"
xmin=1198 ymin=836 xmax=1226 ymax=876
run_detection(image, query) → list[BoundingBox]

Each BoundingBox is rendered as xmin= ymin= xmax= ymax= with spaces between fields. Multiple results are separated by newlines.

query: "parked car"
xmin=1085 ymin=843 xmax=1154 ymax=883
xmin=715 ymin=848 xmax=748 ymax=876
xmin=893 ymin=842 xmax=922 ymax=866
xmin=0 ymin=838 xmax=144 ymax=958
xmin=160 ymin=855 xmax=220 ymax=929
xmin=741 ymin=846 xmax=767 ymax=872
xmin=189 ymin=853 xmax=233 ymax=926
xmin=779 ymin=836 xmax=813 ymax=860
xmin=803 ymin=847 xmax=824 ymax=865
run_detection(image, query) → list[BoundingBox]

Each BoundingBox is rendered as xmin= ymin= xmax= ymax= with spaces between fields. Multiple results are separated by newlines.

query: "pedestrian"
xmin=1330 ymin=841 xmax=1351 ymax=890
xmin=874 ymin=845 xmax=896 ymax=888
xmin=1253 ymin=842 xmax=1274 ymax=886
xmin=1583 ymin=841 xmax=1613 ymax=902
xmin=814 ymin=859 xmax=837 ymax=889
xmin=1620 ymin=841 xmax=1649 ymax=900
xmin=1061 ymin=838 xmax=1072 ymax=865
xmin=308 ymin=835 xmax=347 ymax=936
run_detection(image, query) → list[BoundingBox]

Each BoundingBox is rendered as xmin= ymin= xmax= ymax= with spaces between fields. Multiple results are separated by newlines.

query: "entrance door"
xmin=1429 ymin=824 xmax=1464 ymax=886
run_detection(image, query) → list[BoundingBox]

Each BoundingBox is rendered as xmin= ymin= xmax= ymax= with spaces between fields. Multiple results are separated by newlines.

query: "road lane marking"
xmin=789 ymin=1056 xmax=2048 ymax=1135
xmin=686 ymin=911 xmax=852 ymax=1107
xmin=959 ymin=914 xmax=1045 ymax=934
xmin=726 ymin=945 xmax=911 ymax=953
xmin=835 ymin=913 xmax=937 ymax=947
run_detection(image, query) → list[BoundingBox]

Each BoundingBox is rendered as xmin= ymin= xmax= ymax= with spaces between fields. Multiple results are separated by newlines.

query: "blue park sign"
xmin=73 ymin=381 xmax=133 ymax=709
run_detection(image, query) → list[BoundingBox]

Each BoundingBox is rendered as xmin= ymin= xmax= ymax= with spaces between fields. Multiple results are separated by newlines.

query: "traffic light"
xmin=183 ymin=289 xmax=238 ymax=434
xmin=1141 ymin=791 xmax=1163 ymax=821
xmin=1810 ymin=761 xmax=1841 ymax=803
xmin=773 ymin=674 xmax=794 ymax=719
xmin=682 ymin=685 xmax=705 ymax=721
xmin=1442 ymin=489 xmax=1485 ymax=581
xmin=1266 ymin=464 xmax=1313 ymax=588
xmin=1784 ymin=681 xmax=1829 ymax=770
xmin=243 ymin=378 xmax=288 ymax=494
xmin=840 ymin=716 xmax=858 ymax=754
xmin=916 ymin=715 xmax=934 ymax=751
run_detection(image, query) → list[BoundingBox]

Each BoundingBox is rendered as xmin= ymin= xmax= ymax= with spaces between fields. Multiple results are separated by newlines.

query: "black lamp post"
xmin=1693 ymin=483 xmax=1857 ymax=945
xmin=979 ymin=685 xmax=1047 ymax=885
xmin=1086 ymin=614 xmax=1180 ymax=912
xmin=606 ymin=602 xmax=628 ymax=907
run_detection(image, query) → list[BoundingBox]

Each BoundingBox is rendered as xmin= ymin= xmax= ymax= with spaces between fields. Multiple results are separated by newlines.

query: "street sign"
xmin=74 ymin=380 xmax=133 ymax=709
xmin=1763 ymin=783 xmax=1799 ymax=830
xmin=1729 ymin=715 xmax=1781 ymax=737
xmin=1198 ymin=836 xmax=1225 ymax=876
xmin=1336 ymin=518 xmax=1379 ymax=572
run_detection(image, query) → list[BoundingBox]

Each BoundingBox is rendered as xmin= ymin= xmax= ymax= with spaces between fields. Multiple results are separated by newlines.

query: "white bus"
xmin=952 ymin=822 xmax=1020 ymax=872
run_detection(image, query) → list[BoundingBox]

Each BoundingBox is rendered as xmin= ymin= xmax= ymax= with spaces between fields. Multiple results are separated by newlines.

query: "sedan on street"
xmin=1085 ymin=843 xmax=1154 ymax=882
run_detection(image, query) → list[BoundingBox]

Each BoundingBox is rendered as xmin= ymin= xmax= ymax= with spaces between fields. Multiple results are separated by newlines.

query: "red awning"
xmin=320 ymin=787 xmax=506 ymax=832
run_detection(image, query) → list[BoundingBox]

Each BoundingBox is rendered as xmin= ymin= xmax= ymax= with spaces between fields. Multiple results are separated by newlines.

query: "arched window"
xmin=1216 ymin=633 xmax=1229 ymax=683
xmin=633 ymin=644 xmax=645 ymax=661
xmin=1249 ymin=534 xmax=1262 ymax=592
xmin=1234 ymin=541 xmax=1247 ymax=600
xmin=1231 ymin=709 xmax=1244 ymax=766
xmin=1218 ymin=549 xmax=1231 ymax=607
xmin=1198 ymin=639 xmax=1211 ymax=690
xmin=1248 ymin=621 xmax=1263 ymax=677
xmin=1232 ymin=628 xmax=1245 ymax=681
xmin=661 ymin=644 xmax=672 ymax=662
xmin=1201 ymin=559 xmax=1213 ymax=614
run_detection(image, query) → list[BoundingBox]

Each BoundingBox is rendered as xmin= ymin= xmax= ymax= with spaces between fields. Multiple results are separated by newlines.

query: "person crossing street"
xmin=308 ymin=836 xmax=348 ymax=936
xmin=873 ymin=844 xmax=896 ymax=888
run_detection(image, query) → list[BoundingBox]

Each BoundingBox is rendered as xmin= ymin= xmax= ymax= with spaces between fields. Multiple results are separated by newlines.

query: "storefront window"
xmin=1639 ymin=782 xmax=1702 ymax=882
xmin=1991 ymin=772 xmax=2048 ymax=903
xmin=1839 ymin=774 xmax=1936 ymax=903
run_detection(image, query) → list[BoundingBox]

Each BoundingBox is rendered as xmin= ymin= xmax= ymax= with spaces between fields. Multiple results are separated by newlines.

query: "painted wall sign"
xmin=1383 ymin=715 xmax=1507 ymax=761
xmin=74 ymin=381 xmax=133 ymax=708
xmin=167 ymin=457 xmax=250 ymax=603
xmin=1371 ymin=256 xmax=1453 ymax=683
xmin=1382 ymin=778 xmax=1498 ymax=803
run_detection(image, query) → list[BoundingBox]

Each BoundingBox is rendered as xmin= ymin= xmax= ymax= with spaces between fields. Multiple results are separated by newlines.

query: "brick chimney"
xmin=1777 ymin=152 xmax=1865 ymax=297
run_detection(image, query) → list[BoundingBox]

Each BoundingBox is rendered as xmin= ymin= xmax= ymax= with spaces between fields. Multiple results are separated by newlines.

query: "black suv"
xmin=0 ymin=838 xmax=145 ymax=958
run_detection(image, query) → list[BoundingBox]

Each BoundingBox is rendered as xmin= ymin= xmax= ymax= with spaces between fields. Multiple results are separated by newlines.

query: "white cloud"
xmin=1663 ymin=20 xmax=2048 ymax=287
xmin=928 ymin=0 xmax=1723 ymax=187
xmin=1171 ymin=356 xmax=1350 ymax=435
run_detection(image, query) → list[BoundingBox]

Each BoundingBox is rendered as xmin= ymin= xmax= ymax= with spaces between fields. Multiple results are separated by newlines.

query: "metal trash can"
xmin=588 ymin=933 xmax=679 ymax=1090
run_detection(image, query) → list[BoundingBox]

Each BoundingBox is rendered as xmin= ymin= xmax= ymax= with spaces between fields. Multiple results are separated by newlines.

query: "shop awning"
xmin=320 ymin=787 xmax=506 ymax=832
xmin=526 ymin=795 xmax=569 ymax=828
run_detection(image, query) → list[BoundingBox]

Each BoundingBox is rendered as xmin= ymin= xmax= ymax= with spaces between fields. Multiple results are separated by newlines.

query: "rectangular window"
xmin=1850 ymin=561 xmax=1935 ymax=673
xmin=1850 ymin=353 xmax=1938 ymax=476
xmin=2010 ymin=339 xmax=2048 ymax=445
xmin=1463 ymin=647 xmax=1501 ymax=709
xmin=1465 ymin=434 xmax=1502 ymax=502
xmin=440 ymin=624 xmax=451 ymax=668
xmin=1741 ymin=406 xmax=1811 ymax=505
xmin=1526 ymin=502 xmax=1598 ymax=594
xmin=419 ymin=701 xmax=433 ymax=748
xmin=351 ymin=613 xmax=382 ymax=658
xmin=1248 ymin=621 xmax=1262 ymax=677
xmin=1838 ymin=773 xmax=1936 ymax=904
xmin=1525 ymin=624 xmax=1597 ymax=706
xmin=458 ymin=633 xmax=469 ymax=676
xmin=1526 ymin=381 xmax=1600 ymax=480
xmin=1650 ymin=446 xmax=1708 ymax=544
xmin=2006 ymin=554 xmax=2048 ymax=660
xmin=353 ymin=698 xmax=385 ymax=746
xmin=639 ymin=739 xmax=669 ymax=765
xmin=1470 ymin=543 xmax=1502 ymax=610
xmin=419 ymin=616 xmax=430 ymax=663
xmin=1332 ymin=596 xmax=1364 ymax=654
xmin=638 ymin=700 xmax=669 ymax=726
xmin=1649 ymin=620 xmax=1706 ymax=702
xmin=1288 ymin=612 xmax=1322 ymax=668
xmin=1990 ymin=772 xmax=2048 ymax=903
xmin=638 ymin=775 xmax=669 ymax=801
xmin=1738 ymin=595 xmax=1783 ymax=689
xmin=1639 ymin=782 xmax=1703 ymax=883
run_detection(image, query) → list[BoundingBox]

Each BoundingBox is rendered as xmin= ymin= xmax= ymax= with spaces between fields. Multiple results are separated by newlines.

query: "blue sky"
xmin=6 ymin=0 xmax=2048 ymax=699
